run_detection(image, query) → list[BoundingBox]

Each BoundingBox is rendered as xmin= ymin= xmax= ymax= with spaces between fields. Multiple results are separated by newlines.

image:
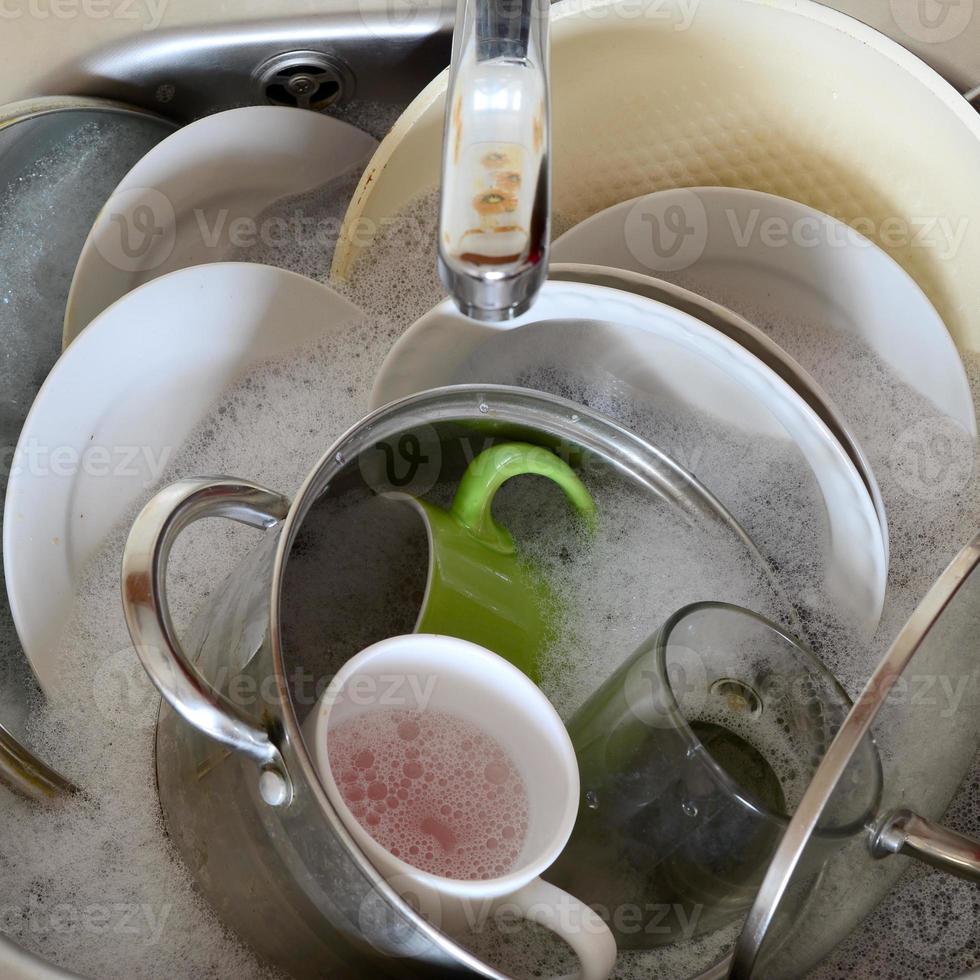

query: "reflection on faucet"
xmin=438 ymin=0 xmax=550 ymax=321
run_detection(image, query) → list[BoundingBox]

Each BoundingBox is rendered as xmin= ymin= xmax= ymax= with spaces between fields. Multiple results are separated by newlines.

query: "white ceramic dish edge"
xmin=5 ymin=262 xmax=364 ymax=695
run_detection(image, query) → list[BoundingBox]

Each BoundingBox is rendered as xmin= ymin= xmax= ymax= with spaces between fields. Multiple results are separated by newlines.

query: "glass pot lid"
xmin=730 ymin=531 xmax=980 ymax=979
xmin=0 ymin=96 xmax=173 ymax=801
xmin=126 ymin=384 xmax=801 ymax=980
xmin=273 ymin=385 xmax=799 ymax=978
xmin=276 ymin=385 xmax=796 ymax=727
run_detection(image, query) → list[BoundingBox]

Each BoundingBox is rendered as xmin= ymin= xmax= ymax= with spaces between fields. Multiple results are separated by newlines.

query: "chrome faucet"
xmin=438 ymin=0 xmax=550 ymax=321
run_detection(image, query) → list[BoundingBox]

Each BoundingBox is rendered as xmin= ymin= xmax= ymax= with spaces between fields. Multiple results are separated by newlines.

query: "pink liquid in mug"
xmin=327 ymin=709 xmax=529 ymax=880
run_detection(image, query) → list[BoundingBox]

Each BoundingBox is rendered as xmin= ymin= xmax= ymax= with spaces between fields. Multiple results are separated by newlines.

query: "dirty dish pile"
xmin=355 ymin=195 xmax=980 ymax=978
xmin=328 ymin=0 xmax=980 ymax=967
xmin=3 ymin=0 xmax=980 ymax=977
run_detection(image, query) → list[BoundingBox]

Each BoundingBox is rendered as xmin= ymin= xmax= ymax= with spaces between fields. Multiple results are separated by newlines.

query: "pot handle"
xmin=121 ymin=477 xmax=294 ymax=806
xmin=871 ymin=809 xmax=980 ymax=882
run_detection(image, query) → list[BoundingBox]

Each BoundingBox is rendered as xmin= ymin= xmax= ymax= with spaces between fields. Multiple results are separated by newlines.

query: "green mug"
xmin=387 ymin=442 xmax=596 ymax=681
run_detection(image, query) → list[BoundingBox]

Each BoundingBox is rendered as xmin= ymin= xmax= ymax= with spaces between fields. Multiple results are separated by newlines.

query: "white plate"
xmin=4 ymin=263 xmax=364 ymax=696
xmin=333 ymin=0 xmax=980 ymax=356
xmin=372 ymin=280 xmax=888 ymax=635
xmin=551 ymin=188 xmax=976 ymax=437
xmin=549 ymin=262 xmax=888 ymax=554
xmin=64 ymin=105 xmax=377 ymax=344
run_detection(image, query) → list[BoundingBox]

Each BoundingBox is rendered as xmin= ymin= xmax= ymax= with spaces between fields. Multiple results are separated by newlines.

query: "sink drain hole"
xmin=255 ymin=51 xmax=352 ymax=111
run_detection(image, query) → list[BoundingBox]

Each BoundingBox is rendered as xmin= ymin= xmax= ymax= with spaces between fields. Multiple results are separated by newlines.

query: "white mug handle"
xmin=503 ymin=877 xmax=617 ymax=980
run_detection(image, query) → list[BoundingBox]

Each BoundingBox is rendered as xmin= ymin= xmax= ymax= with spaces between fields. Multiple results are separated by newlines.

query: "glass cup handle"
xmin=871 ymin=808 xmax=980 ymax=882
xmin=450 ymin=441 xmax=597 ymax=551
xmin=502 ymin=877 xmax=617 ymax=980
xmin=121 ymin=477 xmax=294 ymax=806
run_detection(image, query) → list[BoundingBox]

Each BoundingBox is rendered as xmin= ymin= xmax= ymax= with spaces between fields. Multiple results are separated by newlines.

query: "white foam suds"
xmin=2 ymin=180 xmax=979 ymax=980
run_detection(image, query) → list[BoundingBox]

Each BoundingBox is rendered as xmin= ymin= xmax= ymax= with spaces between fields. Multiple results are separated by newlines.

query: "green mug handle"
xmin=449 ymin=442 xmax=597 ymax=552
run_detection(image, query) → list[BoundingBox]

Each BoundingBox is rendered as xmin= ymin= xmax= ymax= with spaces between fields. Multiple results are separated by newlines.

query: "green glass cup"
xmin=388 ymin=441 xmax=596 ymax=681
xmin=545 ymin=602 xmax=880 ymax=948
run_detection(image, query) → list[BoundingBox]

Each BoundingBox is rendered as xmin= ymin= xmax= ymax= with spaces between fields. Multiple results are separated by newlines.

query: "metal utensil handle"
xmin=872 ymin=808 xmax=980 ymax=882
xmin=0 ymin=722 xmax=79 ymax=803
xmin=121 ymin=477 xmax=293 ymax=797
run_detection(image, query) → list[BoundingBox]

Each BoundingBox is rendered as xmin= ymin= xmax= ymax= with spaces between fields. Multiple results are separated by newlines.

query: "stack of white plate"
xmin=329 ymin=0 xmax=980 ymax=648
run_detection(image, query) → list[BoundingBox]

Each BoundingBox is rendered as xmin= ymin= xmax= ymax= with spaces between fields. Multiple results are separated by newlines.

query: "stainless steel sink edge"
xmin=38 ymin=7 xmax=456 ymax=123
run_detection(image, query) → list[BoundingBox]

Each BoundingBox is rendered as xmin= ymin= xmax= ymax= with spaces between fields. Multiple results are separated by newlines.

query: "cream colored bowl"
xmin=333 ymin=0 xmax=980 ymax=354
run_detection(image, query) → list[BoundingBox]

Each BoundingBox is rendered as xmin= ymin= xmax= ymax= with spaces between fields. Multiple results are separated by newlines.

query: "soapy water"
xmin=491 ymin=476 xmax=790 ymax=720
xmin=224 ymin=168 xmax=365 ymax=285
xmin=327 ymin=100 xmax=410 ymax=143
xmin=327 ymin=708 xmax=529 ymax=881
xmin=0 ymin=179 xmax=977 ymax=980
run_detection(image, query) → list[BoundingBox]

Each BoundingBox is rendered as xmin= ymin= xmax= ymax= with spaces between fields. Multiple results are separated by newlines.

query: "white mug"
xmin=304 ymin=633 xmax=618 ymax=980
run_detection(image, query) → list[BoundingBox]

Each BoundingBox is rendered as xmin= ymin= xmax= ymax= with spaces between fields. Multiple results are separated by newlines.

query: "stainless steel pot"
xmin=120 ymin=385 xmax=788 ymax=979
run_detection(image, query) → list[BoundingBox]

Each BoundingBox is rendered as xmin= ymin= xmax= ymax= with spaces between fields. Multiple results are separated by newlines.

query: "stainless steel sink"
xmin=39 ymin=9 xmax=456 ymax=123
xmin=1 ymin=5 xmax=979 ymax=980
xmin=27 ymin=2 xmax=980 ymax=128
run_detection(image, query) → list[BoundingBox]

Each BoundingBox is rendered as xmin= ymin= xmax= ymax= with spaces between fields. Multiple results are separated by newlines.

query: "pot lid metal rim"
xmin=0 ymin=93 xmax=175 ymax=806
xmin=729 ymin=529 xmax=980 ymax=978
xmin=0 ymin=95 xmax=177 ymax=132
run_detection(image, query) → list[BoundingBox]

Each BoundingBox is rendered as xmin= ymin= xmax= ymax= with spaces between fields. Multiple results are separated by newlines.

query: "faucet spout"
xmin=438 ymin=0 xmax=550 ymax=321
